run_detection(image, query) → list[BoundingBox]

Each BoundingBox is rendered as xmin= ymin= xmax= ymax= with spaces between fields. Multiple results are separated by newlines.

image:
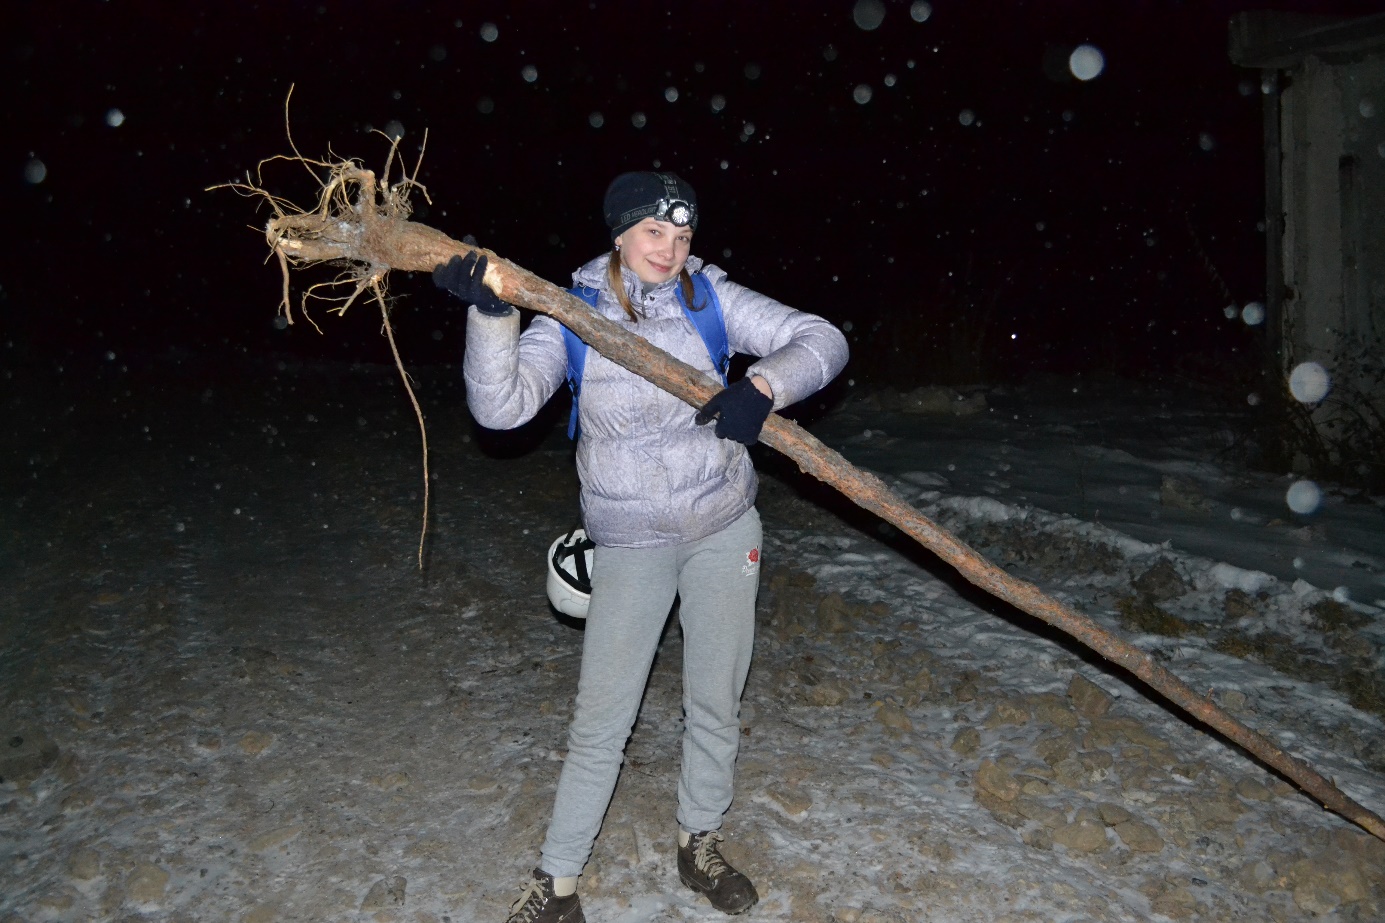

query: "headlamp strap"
xmin=656 ymin=173 xmax=680 ymax=203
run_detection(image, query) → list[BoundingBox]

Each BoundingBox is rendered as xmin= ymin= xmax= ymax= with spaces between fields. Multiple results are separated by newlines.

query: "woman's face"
xmin=615 ymin=217 xmax=693 ymax=285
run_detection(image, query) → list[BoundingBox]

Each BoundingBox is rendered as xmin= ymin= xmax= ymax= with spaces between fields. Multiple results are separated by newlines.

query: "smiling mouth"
xmin=648 ymin=260 xmax=672 ymax=274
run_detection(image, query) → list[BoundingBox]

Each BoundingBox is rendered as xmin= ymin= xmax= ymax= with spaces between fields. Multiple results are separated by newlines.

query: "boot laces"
xmin=692 ymin=831 xmax=731 ymax=878
xmin=508 ymin=876 xmax=549 ymax=923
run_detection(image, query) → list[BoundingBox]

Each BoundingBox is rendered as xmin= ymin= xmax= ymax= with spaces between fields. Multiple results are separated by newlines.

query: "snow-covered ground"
xmin=3 ymin=360 xmax=1383 ymax=922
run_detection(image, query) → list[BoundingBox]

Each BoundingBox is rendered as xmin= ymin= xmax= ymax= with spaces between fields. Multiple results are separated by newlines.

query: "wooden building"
xmin=1230 ymin=11 xmax=1385 ymax=460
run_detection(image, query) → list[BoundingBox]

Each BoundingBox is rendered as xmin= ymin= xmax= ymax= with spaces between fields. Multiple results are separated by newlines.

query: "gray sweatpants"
xmin=539 ymin=507 xmax=763 ymax=879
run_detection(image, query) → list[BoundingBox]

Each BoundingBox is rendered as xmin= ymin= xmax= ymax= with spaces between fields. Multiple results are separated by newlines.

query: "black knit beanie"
xmin=603 ymin=171 xmax=699 ymax=241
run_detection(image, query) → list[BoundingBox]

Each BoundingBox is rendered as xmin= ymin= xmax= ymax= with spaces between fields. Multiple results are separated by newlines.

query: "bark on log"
xmin=264 ymin=171 xmax=1385 ymax=842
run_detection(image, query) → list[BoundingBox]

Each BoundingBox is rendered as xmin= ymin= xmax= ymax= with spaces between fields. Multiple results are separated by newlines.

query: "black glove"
xmin=695 ymin=377 xmax=773 ymax=445
xmin=433 ymin=252 xmax=513 ymax=317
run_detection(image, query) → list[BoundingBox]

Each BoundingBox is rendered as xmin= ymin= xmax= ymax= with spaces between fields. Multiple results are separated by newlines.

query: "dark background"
xmin=5 ymin=0 xmax=1382 ymax=390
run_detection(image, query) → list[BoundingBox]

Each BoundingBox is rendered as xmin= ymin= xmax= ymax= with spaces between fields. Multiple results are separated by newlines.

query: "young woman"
xmin=435 ymin=172 xmax=848 ymax=922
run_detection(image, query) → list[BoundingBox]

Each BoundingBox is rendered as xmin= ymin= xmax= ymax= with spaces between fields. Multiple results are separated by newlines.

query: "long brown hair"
xmin=606 ymin=250 xmax=703 ymax=322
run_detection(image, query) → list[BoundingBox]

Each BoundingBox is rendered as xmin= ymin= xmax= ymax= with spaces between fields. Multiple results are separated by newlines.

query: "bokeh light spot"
xmin=1288 ymin=362 xmax=1331 ymax=403
xmin=1285 ymin=480 xmax=1322 ymax=515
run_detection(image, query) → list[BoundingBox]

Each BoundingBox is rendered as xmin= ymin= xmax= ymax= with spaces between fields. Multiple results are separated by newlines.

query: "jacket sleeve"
xmin=462 ymin=307 xmax=569 ymax=430
xmin=706 ymin=266 xmax=849 ymax=411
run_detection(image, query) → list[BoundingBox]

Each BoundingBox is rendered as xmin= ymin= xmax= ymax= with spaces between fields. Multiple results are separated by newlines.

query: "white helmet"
xmin=547 ymin=528 xmax=595 ymax=619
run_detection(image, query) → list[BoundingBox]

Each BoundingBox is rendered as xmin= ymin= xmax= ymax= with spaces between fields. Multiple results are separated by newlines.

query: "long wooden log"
xmin=264 ymin=166 xmax=1385 ymax=842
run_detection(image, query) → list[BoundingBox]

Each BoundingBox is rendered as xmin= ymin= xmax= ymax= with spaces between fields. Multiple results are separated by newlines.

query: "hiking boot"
xmin=677 ymin=830 xmax=759 ymax=915
xmin=504 ymin=868 xmax=584 ymax=923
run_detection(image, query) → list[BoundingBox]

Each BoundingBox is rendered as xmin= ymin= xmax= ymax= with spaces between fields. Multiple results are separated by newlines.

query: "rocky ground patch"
xmin=2 ymin=365 xmax=1383 ymax=922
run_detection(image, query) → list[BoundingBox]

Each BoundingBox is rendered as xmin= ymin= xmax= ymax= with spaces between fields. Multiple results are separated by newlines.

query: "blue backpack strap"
xmin=563 ymin=276 xmax=729 ymax=440
xmin=563 ymin=286 xmax=600 ymax=438
xmin=680 ymin=273 xmax=730 ymax=386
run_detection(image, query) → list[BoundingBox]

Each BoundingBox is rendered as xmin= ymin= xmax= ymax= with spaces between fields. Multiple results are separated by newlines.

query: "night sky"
xmin=6 ymin=0 xmax=1382 ymax=387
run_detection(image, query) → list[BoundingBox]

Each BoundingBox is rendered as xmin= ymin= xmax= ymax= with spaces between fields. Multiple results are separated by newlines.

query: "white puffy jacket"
xmin=463 ymin=254 xmax=849 ymax=548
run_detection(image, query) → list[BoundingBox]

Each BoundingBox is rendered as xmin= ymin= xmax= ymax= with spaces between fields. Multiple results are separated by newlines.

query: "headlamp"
xmin=652 ymin=172 xmax=697 ymax=228
xmin=654 ymin=197 xmax=696 ymax=228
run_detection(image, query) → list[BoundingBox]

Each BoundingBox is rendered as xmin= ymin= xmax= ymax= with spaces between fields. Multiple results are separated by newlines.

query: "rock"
xmin=1234 ymin=777 xmax=1273 ymax=801
xmin=768 ymin=785 xmax=813 ymax=817
xmin=767 ymin=564 xmax=816 ymax=595
xmin=1052 ymin=819 xmax=1108 ymax=853
xmin=1096 ymin=803 xmax=1132 ymax=826
xmin=1117 ymin=595 xmax=1193 ymax=637
xmin=1030 ymin=694 xmax=1081 ymax=729
xmin=1066 ymin=675 xmax=1113 ymax=718
xmin=770 ymin=599 xmax=802 ymax=638
xmin=1222 ymin=589 xmax=1260 ymax=620
xmin=976 ymin=761 xmax=1020 ymax=802
xmin=127 ymin=862 xmax=170 ymax=903
xmin=1113 ymin=820 xmax=1164 ymax=853
xmin=804 ymin=679 xmax=850 ymax=707
xmin=249 ymin=824 xmax=302 ymax=852
xmin=1289 ymin=855 xmax=1368 ymax=904
xmin=372 ymin=771 xmax=411 ymax=790
xmin=1218 ymin=689 xmax=1249 ymax=712
xmin=1191 ymin=794 xmax=1245 ymax=828
xmin=464 ymin=774 xmax=499 ymax=792
xmin=1133 ymin=559 xmax=1191 ymax=601
xmin=36 ymin=888 xmax=76 ymax=912
xmin=1052 ymin=758 xmax=1087 ymax=789
xmin=1083 ymin=726 xmax=1119 ymax=750
xmin=243 ymin=904 xmax=281 ymax=923
xmin=904 ymin=668 xmax=935 ymax=695
xmin=952 ymin=673 xmax=980 ymax=703
xmin=1014 ymin=799 xmax=1065 ymax=829
xmin=895 ymin=385 xmax=987 ymax=416
xmin=1309 ymin=597 xmax=1368 ymax=632
xmin=1236 ymin=859 xmax=1277 ymax=893
xmin=68 ymin=847 xmax=102 ymax=880
xmin=238 ymin=730 xmax=274 ymax=755
xmin=60 ymin=788 xmax=95 ymax=813
xmin=1170 ymin=761 xmax=1206 ymax=781
xmin=1329 ymin=631 xmax=1374 ymax=658
xmin=1149 ymin=884 xmax=1198 ymax=920
xmin=950 ymin=728 xmax=980 ymax=756
xmin=1292 ymin=883 xmax=1341 ymax=916
xmin=360 ymin=875 xmax=407 ymax=910
xmin=814 ymin=593 xmax=857 ymax=634
xmin=1035 ymin=732 xmax=1077 ymax=767
xmin=975 ymin=790 xmax=1025 ymax=828
xmin=1022 ymin=827 xmax=1052 ymax=850
xmin=1334 ymin=827 xmax=1385 ymax=870
xmin=1120 ymin=725 xmax=1171 ymax=751
xmin=983 ymin=699 xmax=1031 ymax=728
xmin=1160 ymin=476 xmax=1208 ymax=512
xmin=873 ymin=703 xmax=912 ymax=732
xmin=0 ymin=725 xmax=61 ymax=786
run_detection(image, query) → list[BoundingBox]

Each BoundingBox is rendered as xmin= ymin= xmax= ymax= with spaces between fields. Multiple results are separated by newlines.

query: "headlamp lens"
xmin=655 ymin=197 xmax=695 ymax=228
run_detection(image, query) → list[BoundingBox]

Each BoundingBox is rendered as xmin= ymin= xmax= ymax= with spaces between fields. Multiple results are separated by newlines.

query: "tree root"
xmin=210 ymin=114 xmax=434 ymax=566
xmin=217 ymin=137 xmax=1385 ymax=845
